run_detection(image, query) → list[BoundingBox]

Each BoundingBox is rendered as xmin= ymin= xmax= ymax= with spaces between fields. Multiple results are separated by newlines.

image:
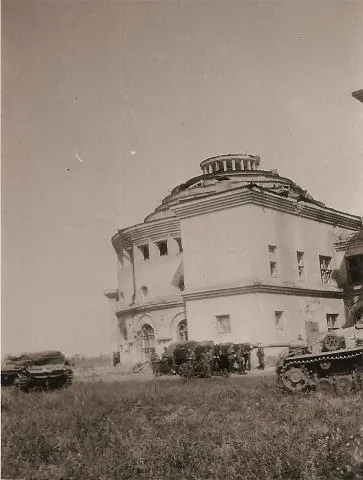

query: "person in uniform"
xmin=112 ymin=351 xmax=117 ymax=367
xmin=201 ymin=347 xmax=213 ymax=378
xmin=149 ymin=349 xmax=160 ymax=376
xmin=161 ymin=347 xmax=172 ymax=374
xmin=236 ymin=346 xmax=246 ymax=375
xmin=226 ymin=344 xmax=235 ymax=375
xmin=243 ymin=343 xmax=252 ymax=371
xmin=256 ymin=343 xmax=265 ymax=370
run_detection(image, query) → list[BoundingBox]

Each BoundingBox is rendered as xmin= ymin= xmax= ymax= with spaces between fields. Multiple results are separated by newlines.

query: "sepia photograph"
xmin=2 ymin=0 xmax=363 ymax=479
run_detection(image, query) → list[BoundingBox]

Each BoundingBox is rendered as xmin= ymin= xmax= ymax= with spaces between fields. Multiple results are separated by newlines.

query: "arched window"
xmin=177 ymin=320 xmax=188 ymax=342
xmin=141 ymin=324 xmax=155 ymax=357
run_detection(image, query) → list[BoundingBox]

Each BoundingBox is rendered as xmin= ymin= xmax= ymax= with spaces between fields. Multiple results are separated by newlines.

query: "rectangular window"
xmin=156 ymin=240 xmax=168 ymax=256
xmin=326 ymin=313 xmax=339 ymax=330
xmin=216 ymin=314 xmax=232 ymax=334
xmin=175 ymin=237 xmax=183 ymax=253
xmin=297 ymin=251 xmax=304 ymax=278
xmin=138 ymin=244 xmax=149 ymax=260
xmin=319 ymin=255 xmax=332 ymax=284
xmin=268 ymin=245 xmax=278 ymax=277
xmin=268 ymin=245 xmax=277 ymax=256
xmin=275 ymin=311 xmax=284 ymax=331
xmin=270 ymin=261 xmax=277 ymax=277
xmin=346 ymin=255 xmax=363 ymax=285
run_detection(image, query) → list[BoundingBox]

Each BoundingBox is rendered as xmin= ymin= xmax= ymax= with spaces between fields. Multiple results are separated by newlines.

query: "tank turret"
xmin=275 ymin=329 xmax=363 ymax=394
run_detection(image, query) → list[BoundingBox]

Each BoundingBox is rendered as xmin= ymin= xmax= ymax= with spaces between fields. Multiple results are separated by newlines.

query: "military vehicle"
xmin=170 ymin=341 xmax=254 ymax=377
xmin=1 ymin=350 xmax=74 ymax=392
xmin=276 ymin=327 xmax=363 ymax=394
xmin=170 ymin=341 xmax=215 ymax=377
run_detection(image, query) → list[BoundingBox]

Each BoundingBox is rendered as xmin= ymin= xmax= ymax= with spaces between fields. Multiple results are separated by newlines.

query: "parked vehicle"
xmin=1 ymin=350 xmax=74 ymax=392
xmin=276 ymin=329 xmax=363 ymax=394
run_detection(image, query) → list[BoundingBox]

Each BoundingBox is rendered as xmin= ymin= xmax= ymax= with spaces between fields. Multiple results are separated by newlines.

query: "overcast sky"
xmin=2 ymin=0 xmax=363 ymax=356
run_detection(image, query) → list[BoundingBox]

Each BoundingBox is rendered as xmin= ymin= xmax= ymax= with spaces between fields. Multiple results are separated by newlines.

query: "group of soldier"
xmin=149 ymin=343 xmax=265 ymax=377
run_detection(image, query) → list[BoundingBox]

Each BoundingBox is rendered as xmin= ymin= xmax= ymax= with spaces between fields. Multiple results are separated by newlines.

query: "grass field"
xmin=2 ymin=373 xmax=363 ymax=480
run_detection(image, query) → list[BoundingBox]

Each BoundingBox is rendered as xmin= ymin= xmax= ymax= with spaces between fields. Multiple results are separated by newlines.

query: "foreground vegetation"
xmin=2 ymin=375 xmax=363 ymax=479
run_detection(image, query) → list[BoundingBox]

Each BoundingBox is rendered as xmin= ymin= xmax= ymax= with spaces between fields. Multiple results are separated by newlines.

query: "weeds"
xmin=2 ymin=376 xmax=362 ymax=479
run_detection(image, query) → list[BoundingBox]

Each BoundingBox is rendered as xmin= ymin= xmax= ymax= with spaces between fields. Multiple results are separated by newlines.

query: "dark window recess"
xmin=225 ymin=160 xmax=233 ymax=171
xmin=297 ymin=251 xmax=304 ymax=277
xmin=178 ymin=276 xmax=185 ymax=291
xmin=270 ymin=261 xmax=277 ymax=277
xmin=326 ymin=314 xmax=339 ymax=330
xmin=176 ymin=238 xmax=183 ymax=253
xmin=319 ymin=255 xmax=332 ymax=284
xmin=139 ymin=244 xmax=149 ymax=260
xmin=346 ymin=255 xmax=363 ymax=285
xmin=157 ymin=240 xmax=168 ymax=256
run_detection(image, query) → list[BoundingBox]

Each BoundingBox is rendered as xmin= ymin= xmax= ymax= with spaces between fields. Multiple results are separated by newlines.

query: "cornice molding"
xmin=335 ymin=238 xmax=363 ymax=252
xmin=116 ymin=297 xmax=184 ymax=318
xmin=170 ymin=187 xmax=361 ymax=230
xmin=182 ymin=282 xmax=343 ymax=301
xmin=112 ymin=218 xmax=181 ymax=251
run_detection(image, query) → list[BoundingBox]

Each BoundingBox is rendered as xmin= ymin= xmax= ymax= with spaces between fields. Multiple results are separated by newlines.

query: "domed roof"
xmin=144 ymin=154 xmax=324 ymax=222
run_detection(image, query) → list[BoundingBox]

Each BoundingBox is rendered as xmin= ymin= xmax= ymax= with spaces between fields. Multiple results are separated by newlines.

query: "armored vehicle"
xmin=1 ymin=350 xmax=73 ymax=392
xmin=171 ymin=341 xmax=215 ymax=377
xmin=276 ymin=328 xmax=363 ymax=394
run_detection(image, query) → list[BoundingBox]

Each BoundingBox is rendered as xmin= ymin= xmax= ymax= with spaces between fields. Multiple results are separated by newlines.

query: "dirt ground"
xmin=74 ymin=363 xmax=276 ymax=383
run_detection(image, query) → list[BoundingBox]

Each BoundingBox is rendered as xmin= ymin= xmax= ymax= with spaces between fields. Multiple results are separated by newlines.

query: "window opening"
xmin=275 ymin=311 xmax=284 ymax=331
xmin=326 ymin=313 xmax=339 ymax=330
xmin=177 ymin=320 xmax=188 ymax=342
xmin=141 ymin=324 xmax=155 ymax=357
xmin=139 ymin=244 xmax=150 ymax=260
xmin=297 ymin=251 xmax=304 ymax=278
xmin=216 ymin=315 xmax=232 ymax=334
xmin=156 ymin=240 xmax=168 ymax=256
xmin=319 ymin=255 xmax=332 ymax=284
xmin=268 ymin=245 xmax=278 ymax=278
xmin=175 ymin=238 xmax=183 ymax=253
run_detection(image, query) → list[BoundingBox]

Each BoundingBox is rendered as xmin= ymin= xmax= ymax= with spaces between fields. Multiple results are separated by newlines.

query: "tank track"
xmin=65 ymin=370 xmax=74 ymax=387
xmin=277 ymin=347 xmax=363 ymax=393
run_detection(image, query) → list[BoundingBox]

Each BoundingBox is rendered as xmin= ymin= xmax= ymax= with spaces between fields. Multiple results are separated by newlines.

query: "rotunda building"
xmin=108 ymin=154 xmax=362 ymax=365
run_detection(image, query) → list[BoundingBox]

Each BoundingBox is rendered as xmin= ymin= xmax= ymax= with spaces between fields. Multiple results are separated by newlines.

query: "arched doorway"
xmin=177 ymin=319 xmax=188 ymax=342
xmin=141 ymin=324 xmax=155 ymax=358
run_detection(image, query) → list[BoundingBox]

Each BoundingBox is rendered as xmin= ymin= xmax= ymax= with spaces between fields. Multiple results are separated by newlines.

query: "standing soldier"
xmin=226 ymin=344 xmax=235 ymax=375
xmin=112 ymin=351 xmax=117 ymax=367
xmin=243 ymin=343 xmax=252 ymax=371
xmin=236 ymin=346 xmax=246 ymax=375
xmin=256 ymin=343 xmax=265 ymax=370
xmin=149 ymin=349 xmax=160 ymax=376
xmin=161 ymin=347 xmax=171 ymax=374
xmin=201 ymin=347 xmax=213 ymax=378
xmin=182 ymin=347 xmax=196 ymax=378
xmin=186 ymin=347 xmax=196 ymax=362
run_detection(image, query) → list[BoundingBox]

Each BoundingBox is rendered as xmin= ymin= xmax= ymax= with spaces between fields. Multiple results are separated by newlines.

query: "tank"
xmin=276 ymin=328 xmax=363 ymax=394
xmin=1 ymin=350 xmax=74 ymax=392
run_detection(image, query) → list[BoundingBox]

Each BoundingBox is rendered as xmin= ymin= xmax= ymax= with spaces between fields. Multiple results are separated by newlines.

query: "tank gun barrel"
xmin=252 ymin=343 xmax=292 ymax=349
